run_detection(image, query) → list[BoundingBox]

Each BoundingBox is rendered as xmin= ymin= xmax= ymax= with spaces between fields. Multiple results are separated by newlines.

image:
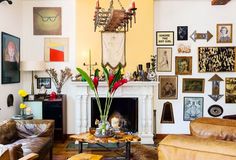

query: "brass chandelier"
xmin=93 ymin=0 xmax=137 ymax=32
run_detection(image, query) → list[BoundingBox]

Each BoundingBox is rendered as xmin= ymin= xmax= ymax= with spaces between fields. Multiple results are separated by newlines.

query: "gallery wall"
xmin=0 ymin=0 xmax=22 ymax=121
xmin=155 ymin=0 xmax=236 ymax=134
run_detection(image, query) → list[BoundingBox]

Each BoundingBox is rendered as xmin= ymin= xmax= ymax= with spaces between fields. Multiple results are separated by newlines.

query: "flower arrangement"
xmin=77 ymin=64 xmax=127 ymax=135
xmin=18 ymin=89 xmax=28 ymax=116
xmin=46 ymin=67 xmax=73 ymax=94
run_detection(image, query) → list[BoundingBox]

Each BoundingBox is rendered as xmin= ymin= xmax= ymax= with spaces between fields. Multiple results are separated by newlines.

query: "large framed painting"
xmin=157 ymin=47 xmax=172 ymax=72
xmin=156 ymin=31 xmax=174 ymax=46
xmin=1 ymin=32 xmax=20 ymax=84
xmin=198 ymin=47 xmax=236 ymax=72
xmin=158 ymin=75 xmax=178 ymax=99
xmin=225 ymin=77 xmax=236 ymax=103
xmin=44 ymin=38 xmax=69 ymax=62
xmin=175 ymin=56 xmax=192 ymax=75
xmin=183 ymin=97 xmax=204 ymax=121
xmin=33 ymin=7 xmax=62 ymax=35
xmin=217 ymin=24 xmax=232 ymax=43
xmin=182 ymin=78 xmax=205 ymax=93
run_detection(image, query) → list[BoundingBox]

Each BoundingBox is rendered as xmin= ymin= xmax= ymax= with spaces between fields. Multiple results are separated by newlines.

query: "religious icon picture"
xmin=33 ymin=7 xmax=62 ymax=35
xmin=217 ymin=24 xmax=232 ymax=43
xmin=157 ymin=48 xmax=172 ymax=72
xmin=1 ymin=32 xmax=20 ymax=84
xmin=177 ymin=26 xmax=188 ymax=41
xmin=183 ymin=97 xmax=204 ymax=121
xmin=158 ymin=75 xmax=178 ymax=99
xmin=175 ymin=56 xmax=192 ymax=75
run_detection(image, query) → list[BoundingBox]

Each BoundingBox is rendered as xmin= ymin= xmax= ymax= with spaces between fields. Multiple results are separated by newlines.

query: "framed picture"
xmin=217 ymin=24 xmax=232 ymax=43
xmin=44 ymin=38 xmax=69 ymax=62
xmin=225 ymin=77 xmax=236 ymax=103
xmin=198 ymin=47 xmax=236 ymax=72
xmin=183 ymin=97 xmax=204 ymax=121
xmin=37 ymin=77 xmax=51 ymax=89
xmin=158 ymin=75 xmax=178 ymax=99
xmin=177 ymin=26 xmax=188 ymax=41
xmin=156 ymin=31 xmax=174 ymax=46
xmin=157 ymin=48 xmax=172 ymax=72
xmin=33 ymin=7 xmax=62 ymax=35
xmin=182 ymin=78 xmax=205 ymax=93
xmin=175 ymin=56 xmax=192 ymax=75
xmin=177 ymin=43 xmax=191 ymax=53
xmin=1 ymin=32 xmax=20 ymax=84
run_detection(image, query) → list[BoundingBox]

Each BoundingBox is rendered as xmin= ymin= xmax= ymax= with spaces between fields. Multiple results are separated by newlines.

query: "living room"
xmin=1 ymin=0 xmax=236 ymax=160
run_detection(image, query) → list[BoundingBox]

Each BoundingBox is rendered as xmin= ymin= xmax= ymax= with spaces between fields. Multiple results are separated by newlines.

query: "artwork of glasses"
xmin=33 ymin=7 xmax=62 ymax=35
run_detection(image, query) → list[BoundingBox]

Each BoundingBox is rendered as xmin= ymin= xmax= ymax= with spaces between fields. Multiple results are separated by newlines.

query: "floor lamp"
xmin=20 ymin=61 xmax=46 ymax=97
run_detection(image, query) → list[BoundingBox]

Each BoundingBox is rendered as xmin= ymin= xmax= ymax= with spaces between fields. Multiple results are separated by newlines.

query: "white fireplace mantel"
xmin=70 ymin=81 xmax=157 ymax=144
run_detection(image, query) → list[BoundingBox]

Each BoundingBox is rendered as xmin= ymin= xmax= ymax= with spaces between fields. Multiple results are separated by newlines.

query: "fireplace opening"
xmin=91 ymin=98 xmax=138 ymax=133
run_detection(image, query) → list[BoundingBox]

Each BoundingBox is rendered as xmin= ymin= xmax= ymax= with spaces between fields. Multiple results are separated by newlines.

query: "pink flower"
xmin=108 ymin=74 xmax=114 ymax=87
xmin=93 ymin=77 xmax=99 ymax=90
xmin=111 ymin=79 xmax=127 ymax=93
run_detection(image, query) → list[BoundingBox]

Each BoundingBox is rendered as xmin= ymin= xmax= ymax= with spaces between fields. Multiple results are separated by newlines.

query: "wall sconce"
xmin=0 ymin=0 xmax=12 ymax=5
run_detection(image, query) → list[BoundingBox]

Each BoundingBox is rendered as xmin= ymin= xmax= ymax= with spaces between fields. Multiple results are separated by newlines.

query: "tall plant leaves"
xmin=110 ymin=64 xmax=122 ymax=90
xmin=102 ymin=65 xmax=109 ymax=83
xmin=76 ymin=68 xmax=95 ymax=91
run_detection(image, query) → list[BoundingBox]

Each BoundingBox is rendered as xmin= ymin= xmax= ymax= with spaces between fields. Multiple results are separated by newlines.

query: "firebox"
xmin=91 ymin=98 xmax=138 ymax=133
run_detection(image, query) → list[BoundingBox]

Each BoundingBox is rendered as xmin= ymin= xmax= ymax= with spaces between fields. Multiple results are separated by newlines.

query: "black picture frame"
xmin=1 ymin=32 xmax=20 ymax=84
xmin=177 ymin=26 xmax=188 ymax=41
xmin=37 ymin=77 xmax=51 ymax=89
xmin=156 ymin=31 xmax=174 ymax=46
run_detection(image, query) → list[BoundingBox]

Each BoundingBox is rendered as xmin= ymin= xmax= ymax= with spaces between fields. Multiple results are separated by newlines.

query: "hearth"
xmin=91 ymin=98 xmax=138 ymax=133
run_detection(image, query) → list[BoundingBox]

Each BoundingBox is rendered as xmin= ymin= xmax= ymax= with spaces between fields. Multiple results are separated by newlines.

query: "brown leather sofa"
xmin=158 ymin=117 xmax=236 ymax=160
xmin=0 ymin=119 xmax=54 ymax=160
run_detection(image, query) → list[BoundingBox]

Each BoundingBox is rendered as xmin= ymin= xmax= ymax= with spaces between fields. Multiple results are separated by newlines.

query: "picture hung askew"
xmin=33 ymin=7 xmax=62 ymax=35
xmin=1 ymin=32 xmax=20 ymax=84
xmin=217 ymin=24 xmax=232 ymax=43
xmin=225 ymin=77 xmax=236 ymax=103
xmin=156 ymin=31 xmax=174 ymax=46
xmin=44 ymin=38 xmax=69 ymax=62
xmin=198 ymin=47 xmax=236 ymax=72
xmin=177 ymin=26 xmax=188 ymax=41
xmin=182 ymin=78 xmax=205 ymax=93
xmin=157 ymin=47 xmax=172 ymax=72
xmin=158 ymin=75 xmax=178 ymax=99
xmin=183 ymin=97 xmax=204 ymax=121
xmin=175 ymin=56 xmax=192 ymax=75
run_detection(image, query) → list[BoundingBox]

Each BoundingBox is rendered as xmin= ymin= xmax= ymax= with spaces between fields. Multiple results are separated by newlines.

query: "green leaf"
xmin=102 ymin=65 xmax=109 ymax=83
xmin=94 ymin=69 xmax=100 ymax=77
xmin=110 ymin=64 xmax=122 ymax=89
xmin=76 ymin=68 xmax=95 ymax=91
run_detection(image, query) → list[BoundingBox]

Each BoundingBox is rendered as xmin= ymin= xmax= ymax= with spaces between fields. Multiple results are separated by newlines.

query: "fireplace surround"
xmin=71 ymin=81 xmax=157 ymax=144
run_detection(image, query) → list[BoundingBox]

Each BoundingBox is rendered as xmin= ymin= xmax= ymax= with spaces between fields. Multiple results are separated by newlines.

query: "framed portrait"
xmin=198 ymin=47 xmax=236 ymax=72
xmin=177 ymin=26 xmax=188 ymax=41
xmin=44 ymin=38 xmax=69 ymax=62
xmin=158 ymin=75 xmax=178 ymax=99
xmin=183 ymin=97 xmax=204 ymax=121
xmin=37 ymin=77 xmax=51 ymax=89
xmin=156 ymin=31 xmax=174 ymax=46
xmin=175 ymin=56 xmax=192 ymax=75
xmin=157 ymin=47 xmax=172 ymax=72
xmin=182 ymin=78 xmax=205 ymax=93
xmin=225 ymin=77 xmax=236 ymax=103
xmin=1 ymin=32 xmax=20 ymax=84
xmin=217 ymin=24 xmax=232 ymax=43
xmin=33 ymin=7 xmax=62 ymax=35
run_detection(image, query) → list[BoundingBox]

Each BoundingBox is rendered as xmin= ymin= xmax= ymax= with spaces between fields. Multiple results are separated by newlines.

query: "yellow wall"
xmin=76 ymin=0 xmax=154 ymax=72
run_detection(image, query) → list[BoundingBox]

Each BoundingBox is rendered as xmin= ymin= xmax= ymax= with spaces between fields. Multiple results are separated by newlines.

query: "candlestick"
xmin=96 ymin=0 xmax=100 ymax=9
xmin=83 ymin=49 xmax=97 ymax=78
xmin=132 ymin=0 xmax=135 ymax=9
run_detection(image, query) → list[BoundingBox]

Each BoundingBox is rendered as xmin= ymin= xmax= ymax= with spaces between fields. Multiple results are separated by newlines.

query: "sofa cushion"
xmin=0 ymin=120 xmax=17 ymax=144
xmin=190 ymin=117 xmax=236 ymax=141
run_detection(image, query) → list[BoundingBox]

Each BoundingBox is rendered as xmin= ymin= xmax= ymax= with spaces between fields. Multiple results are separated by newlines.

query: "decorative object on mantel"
xmin=208 ymin=74 xmax=224 ymax=102
xmin=46 ymin=67 xmax=72 ymax=94
xmin=0 ymin=0 xmax=12 ymax=5
xmin=18 ymin=89 xmax=28 ymax=116
xmin=83 ymin=49 xmax=97 ymax=78
xmin=77 ymin=64 xmax=127 ymax=137
xmin=93 ymin=0 xmax=137 ymax=32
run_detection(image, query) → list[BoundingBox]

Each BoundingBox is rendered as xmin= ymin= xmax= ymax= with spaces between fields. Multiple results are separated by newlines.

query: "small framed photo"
xmin=157 ymin=48 xmax=172 ymax=72
xmin=177 ymin=26 xmax=188 ymax=41
xmin=183 ymin=97 xmax=204 ymax=121
xmin=158 ymin=75 xmax=178 ymax=99
xmin=175 ymin=56 xmax=192 ymax=75
xmin=217 ymin=24 xmax=232 ymax=43
xmin=182 ymin=78 xmax=205 ymax=93
xmin=156 ymin=31 xmax=174 ymax=46
xmin=37 ymin=77 xmax=51 ymax=89
xmin=225 ymin=77 xmax=236 ymax=103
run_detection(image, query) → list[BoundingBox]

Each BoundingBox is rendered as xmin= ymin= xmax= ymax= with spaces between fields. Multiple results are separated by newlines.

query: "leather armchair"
xmin=158 ymin=117 xmax=236 ymax=160
xmin=0 ymin=150 xmax=38 ymax=160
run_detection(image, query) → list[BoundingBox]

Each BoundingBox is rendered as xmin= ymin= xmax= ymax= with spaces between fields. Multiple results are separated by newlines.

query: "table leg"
xmin=78 ymin=142 xmax=83 ymax=153
xmin=125 ymin=142 xmax=131 ymax=160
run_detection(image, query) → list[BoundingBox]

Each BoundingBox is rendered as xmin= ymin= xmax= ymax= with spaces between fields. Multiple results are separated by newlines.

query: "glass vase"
xmin=20 ymin=108 xmax=25 ymax=117
xmin=95 ymin=115 xmax=113 ymax=137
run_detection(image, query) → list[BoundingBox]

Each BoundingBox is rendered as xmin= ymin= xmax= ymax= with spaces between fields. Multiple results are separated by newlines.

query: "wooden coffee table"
xmin=70 ymin=132 xmax=141 ymax=160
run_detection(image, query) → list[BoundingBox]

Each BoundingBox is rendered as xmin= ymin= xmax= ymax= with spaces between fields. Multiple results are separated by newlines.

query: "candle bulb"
xmin=132 ymin=0 xmax=135 ymax=9
xmin=96 ymin=0 xmax=100 ymax=9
